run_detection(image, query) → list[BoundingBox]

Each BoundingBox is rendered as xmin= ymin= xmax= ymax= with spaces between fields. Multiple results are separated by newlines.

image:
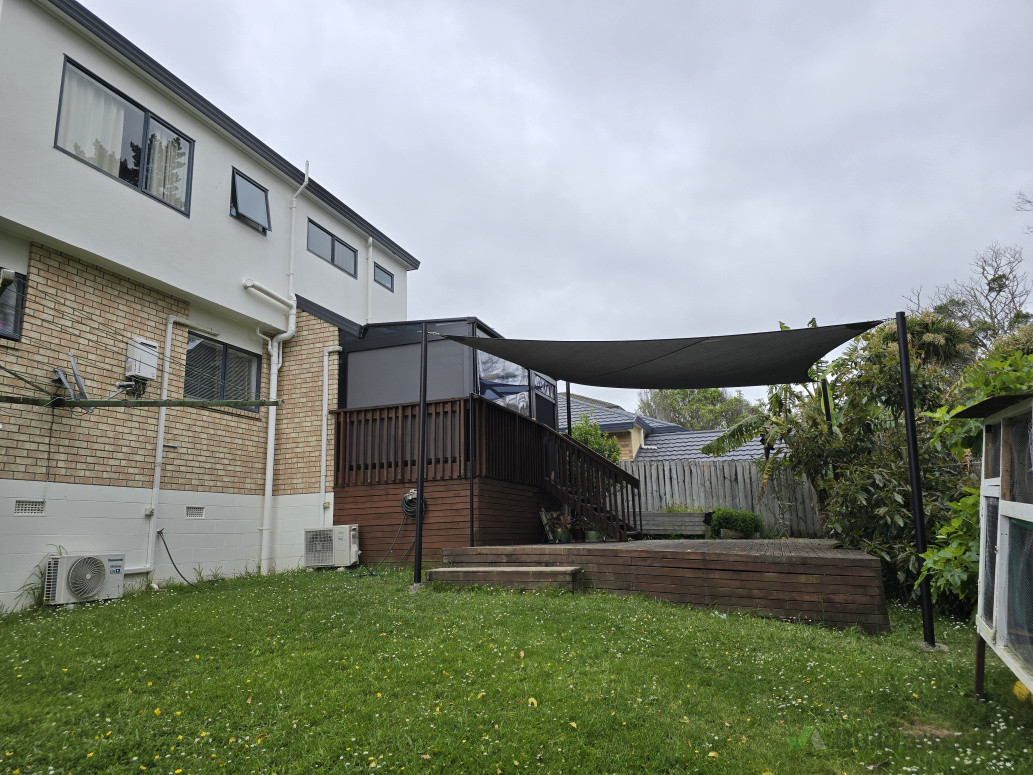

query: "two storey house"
xmin=0 ymin=0 xmax=418 ymax=608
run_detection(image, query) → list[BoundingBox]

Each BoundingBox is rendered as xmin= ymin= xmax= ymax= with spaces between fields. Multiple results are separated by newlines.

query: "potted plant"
xmin=540 ymin=508 xmax=573 ymax=543
xmin=710 ymin=508 xmax=764 ymax=539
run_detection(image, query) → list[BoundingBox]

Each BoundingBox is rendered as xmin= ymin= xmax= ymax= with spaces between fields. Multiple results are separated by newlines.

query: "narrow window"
xmin=184 ymin=332 xmax=261 ymax=411
xmin=307 ymin=220 xmax=357 ymax=277
xmin=230 ymin=169 xmax=271 ymax=233
xmin=0 ymin=269 xmax=26 ymax=341
xmin=373 ymin=263 xmax=394 ymax=292
xmin=55 ymin=60 xmax=192 ymax=213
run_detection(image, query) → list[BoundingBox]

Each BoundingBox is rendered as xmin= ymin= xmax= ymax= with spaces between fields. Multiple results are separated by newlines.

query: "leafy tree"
xmin=570 ymin=413 xmax=621 ymax=464
xmin=930 ymin=242 xmax=1032 ymax=352
xmin=636 ymin=387 xmax=759 ymax=430
xmin=703 ymin=314 xmax=973 ymax=604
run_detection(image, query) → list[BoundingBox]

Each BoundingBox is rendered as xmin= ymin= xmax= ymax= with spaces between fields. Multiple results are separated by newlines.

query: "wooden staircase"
xmin=541 ymin=426 xmax=642 ymax=541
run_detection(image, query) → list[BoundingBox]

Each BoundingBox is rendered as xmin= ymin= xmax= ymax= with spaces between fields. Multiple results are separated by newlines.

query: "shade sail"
xmin=438 ymin=320 xmax=883 ymax=389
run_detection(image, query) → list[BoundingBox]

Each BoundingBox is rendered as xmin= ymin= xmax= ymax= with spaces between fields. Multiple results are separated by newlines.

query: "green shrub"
xmin=710 ymin=508 xmax=764 ymax=537
xmin=570 ymin=413 xmax=622 ymax=464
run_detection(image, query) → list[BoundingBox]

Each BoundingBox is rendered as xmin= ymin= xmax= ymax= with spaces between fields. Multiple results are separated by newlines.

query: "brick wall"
xmin=272 ymin=311 xmax=339 ymax=496
xmin=612 ymin=430 xmax=634 ymax=461
xmin=0 ymin=243 xmax=274 ymax=494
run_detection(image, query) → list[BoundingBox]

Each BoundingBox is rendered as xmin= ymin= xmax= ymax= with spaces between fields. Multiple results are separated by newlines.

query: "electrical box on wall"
xmin=126 ymin=338 xmax=158 ymax=380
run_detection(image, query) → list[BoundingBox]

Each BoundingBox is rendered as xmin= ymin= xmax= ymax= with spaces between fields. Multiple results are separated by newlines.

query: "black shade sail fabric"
xmin=438 ymin=320 xmax=884 ymax=389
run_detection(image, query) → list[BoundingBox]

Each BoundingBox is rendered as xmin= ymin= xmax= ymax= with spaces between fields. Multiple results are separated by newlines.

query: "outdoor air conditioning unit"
xmin=43 ymin=554 xmax=125 ymax=605
xmin=304 ymin=525 xmax=360 ymax=568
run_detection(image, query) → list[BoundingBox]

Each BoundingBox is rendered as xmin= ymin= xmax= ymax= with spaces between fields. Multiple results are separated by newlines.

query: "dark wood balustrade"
xmin=334 ymin=396 xmax=641 ymax=540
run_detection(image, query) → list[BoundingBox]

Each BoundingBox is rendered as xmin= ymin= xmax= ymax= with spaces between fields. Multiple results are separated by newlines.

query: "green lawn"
xmin=2 ymin=567 xmax=1031 ymax=774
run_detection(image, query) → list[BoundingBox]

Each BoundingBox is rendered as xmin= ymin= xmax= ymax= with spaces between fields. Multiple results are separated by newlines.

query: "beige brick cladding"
xmin=272 ymin=311 xmax=339 ymax=496
xmin=0 ymin=243 xmax=274 ymax=494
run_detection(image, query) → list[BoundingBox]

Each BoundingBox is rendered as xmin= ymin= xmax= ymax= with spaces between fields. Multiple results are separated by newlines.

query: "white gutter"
xmin=249 ymin=162 xmax=309 ymax=575
xmin=127 ymin=314 xmax=218 ymax=575
xmin=365 ymin=236 xmax=374 ymax=324
xmin=320 ymin=345 xmax=343 ymax=527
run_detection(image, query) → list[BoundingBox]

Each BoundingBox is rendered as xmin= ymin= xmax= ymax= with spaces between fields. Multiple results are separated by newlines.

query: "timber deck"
xmin=440 ymin=539 xmax=891 ymax=634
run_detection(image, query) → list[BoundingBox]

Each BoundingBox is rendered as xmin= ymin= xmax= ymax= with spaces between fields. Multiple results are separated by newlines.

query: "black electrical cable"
xmin=157 ymin=529 xmax=198 ymax=588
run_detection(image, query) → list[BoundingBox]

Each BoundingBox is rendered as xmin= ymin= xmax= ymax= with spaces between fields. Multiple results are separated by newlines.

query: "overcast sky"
xmin=81 ymin=0 xmax=1033 ymax=410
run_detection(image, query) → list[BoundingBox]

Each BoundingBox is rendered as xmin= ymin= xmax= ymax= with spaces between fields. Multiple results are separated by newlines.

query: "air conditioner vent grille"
xmin=43 ymin=557 xmax=60 ymax=604
xmin=67 ymin=556 xmax=106 ymax=600
xmin=305 ymin=528 xmax=334 ymax=567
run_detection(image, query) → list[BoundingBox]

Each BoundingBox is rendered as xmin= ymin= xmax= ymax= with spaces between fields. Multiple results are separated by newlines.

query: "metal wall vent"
xmin=14 ymin=499 xmax=46 ymax=515
xmin=185 ymin=506 xmax=206 ymax=519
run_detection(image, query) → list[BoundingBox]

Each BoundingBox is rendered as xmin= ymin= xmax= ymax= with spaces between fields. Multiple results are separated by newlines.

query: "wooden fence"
xmin=620 ymin=459 xmax=824 ymax=538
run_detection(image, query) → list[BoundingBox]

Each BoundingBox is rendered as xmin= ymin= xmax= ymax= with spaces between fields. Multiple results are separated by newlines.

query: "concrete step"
xmin=426 ymin=565 xmax=584 ymax=591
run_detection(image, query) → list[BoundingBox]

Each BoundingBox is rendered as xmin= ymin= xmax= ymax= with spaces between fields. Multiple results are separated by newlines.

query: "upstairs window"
xmin=0 ymin=269 xmax=26 ymax=341
xmin=306 ymin=220 xmax=357 ymax=276
xmin=55 ymin=60 xmax=193 ymax=213
xmin=184 ymin=332 xmax=261 ymax=411
xmin=230 ymin=169 xmax=271 ymax=233
xmin=373 ymin=263 xmax=394 ymax=292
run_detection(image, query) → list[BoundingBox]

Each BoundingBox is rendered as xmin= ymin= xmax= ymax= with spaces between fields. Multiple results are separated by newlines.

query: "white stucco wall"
xmin=0 ymin=479 xmax=334 ymax=611
xmin=0 ymin=0 xmax=409 ymax=331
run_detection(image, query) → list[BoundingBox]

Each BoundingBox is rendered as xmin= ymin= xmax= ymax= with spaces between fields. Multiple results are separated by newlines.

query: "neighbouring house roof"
xmin=633 ymin=428 xmax=766 ymax=463
xmin=557 ymin=395 xmax=764 ymax=462
xmin=47 ymin=0 xmax=419 ymax=272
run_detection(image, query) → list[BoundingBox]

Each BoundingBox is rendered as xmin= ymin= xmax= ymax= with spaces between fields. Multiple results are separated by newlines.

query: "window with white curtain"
xmin=55 ymin=59 xmax=193 ymax=213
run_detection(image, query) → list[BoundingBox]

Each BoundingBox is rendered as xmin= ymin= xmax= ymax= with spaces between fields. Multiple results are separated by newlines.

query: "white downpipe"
xmin=320 ymin=345 xmax=343 ymax=527
xmin=365 ymin=236 xmax=374 ymax=324
xmin=243 ymin=279 xmax=292 ymax=309
xmin=128 ymin=315 xmax=217 ymax=575
xmin=253 ymin=162 xmax=309 ymax=575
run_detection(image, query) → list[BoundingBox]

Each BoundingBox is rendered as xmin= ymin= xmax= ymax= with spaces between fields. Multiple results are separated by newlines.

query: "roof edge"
xmin=45 ymin=0 xmax=420 ymax=271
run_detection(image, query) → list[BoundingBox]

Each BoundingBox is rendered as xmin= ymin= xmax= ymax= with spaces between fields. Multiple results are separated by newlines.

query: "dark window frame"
xmin=54 ymin=58 xmax=194 ymax=216
xmin=184 ymin=331 xmax=262 ymax=412
xmin=0 ymin=269 xmax=27 ymax=342
xmin=306 ymin=219 xmax=358 ymax=277
xmin=373 ymin=263 xmax=394 ymax=292
xmin=230 ymin=168 xmax=271 ymax=233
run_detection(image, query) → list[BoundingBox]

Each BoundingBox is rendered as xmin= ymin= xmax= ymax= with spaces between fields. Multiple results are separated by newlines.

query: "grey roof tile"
xmin=634 ymin=429 xmax=766 ymax=462
xmin=557 ymin=395 xmax=763 ymax=462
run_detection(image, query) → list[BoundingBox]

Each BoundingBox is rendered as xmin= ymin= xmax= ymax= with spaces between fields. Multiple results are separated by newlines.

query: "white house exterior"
xmin=0 ymin=0 xmax=419 ymax=609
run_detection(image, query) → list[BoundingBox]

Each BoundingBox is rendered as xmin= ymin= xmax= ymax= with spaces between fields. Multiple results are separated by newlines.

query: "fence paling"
xmin=620 ymin=459 xmax=822 ymax=538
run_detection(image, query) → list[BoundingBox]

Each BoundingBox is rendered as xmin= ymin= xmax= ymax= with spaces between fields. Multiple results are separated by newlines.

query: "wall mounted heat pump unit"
xmin=43 ymin=554 xmax=125 ymax=605
xmin=126 ymin=338 xmax=159 ymax=381
xmin=304 ymin=525 xmax=360 ymax=568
